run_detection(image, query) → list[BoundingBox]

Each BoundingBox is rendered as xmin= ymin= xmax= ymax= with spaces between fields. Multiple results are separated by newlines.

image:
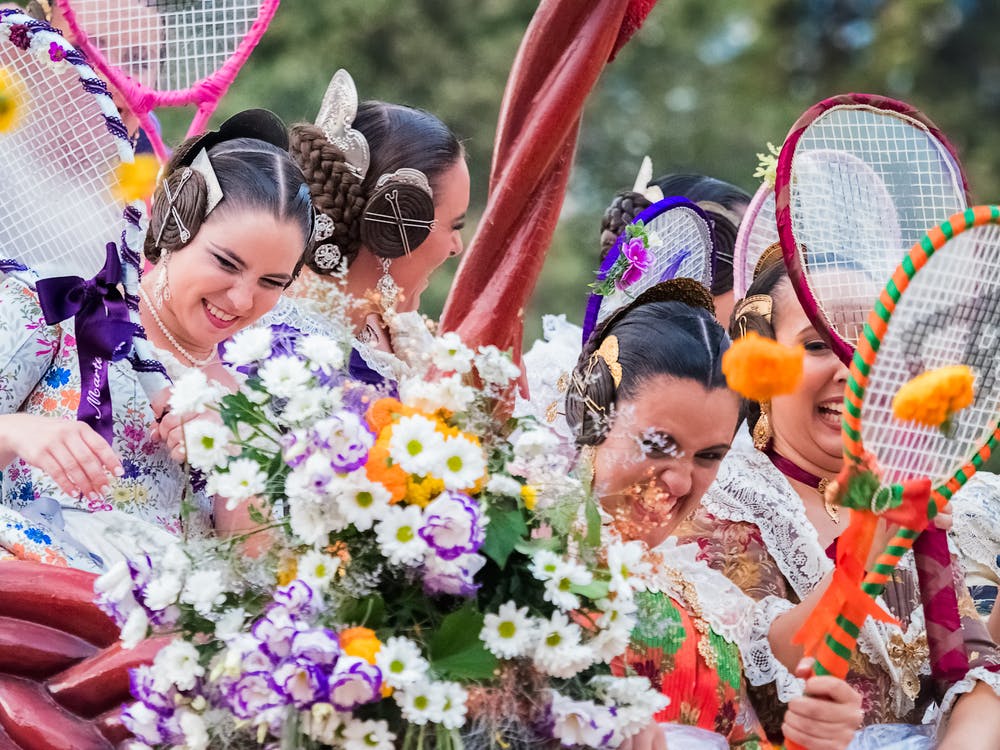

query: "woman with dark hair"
xmin=676 ymin=249 xmax=1000 ymax=748
xmin=0 ymin=110 xmax=314 ymax=571
xmin=599 ymin=171 xmax=750 ymax=326
xmin=562 ymin=282 xmax=863 ymax=750
xmin=263 ymin=70 xmax=469 ymax=383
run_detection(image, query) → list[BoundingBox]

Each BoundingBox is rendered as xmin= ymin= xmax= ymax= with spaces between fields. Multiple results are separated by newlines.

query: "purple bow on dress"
xmin=36 ymin=242 xmax=139 ymax=444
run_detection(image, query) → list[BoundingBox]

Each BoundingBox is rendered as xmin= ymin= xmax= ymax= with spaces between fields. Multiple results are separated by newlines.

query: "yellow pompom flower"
xmin=276 ymin=555 xmax=298 ymax=587
xmin=521 ymin=484 xmax=538 ymax=511
xmin=340 ymin=626 xmax=382 ymax=664
xmin=892 ymin=365 xmax=975 ymax=430
xmin=113 ymin=154 xmax=161 ymax=203
xmin=405 ymin=474 xmax=445 ymax=508
xmin=0 ymin=67 xmax=26 ymax=133
xmin=722 ymin=331 xmax=804 ymax=402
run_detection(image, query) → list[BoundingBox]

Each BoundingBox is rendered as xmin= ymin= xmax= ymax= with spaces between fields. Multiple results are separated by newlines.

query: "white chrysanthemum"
xmin=333 ymin=473 xmax=392 ymax=531
xmin=540 ymin=558 xmax=593 ymax=611
xmin=606 ymin=540 xmax=652 ymax=596
xmin=212 ymin=607 xmax=247 ymax=639
xmin=387 ymin=415 xmax=447 ymax=475
xmin=374 ymin=504 xmax=428 ymax=566
xmin=180 ymin=568 xmax=228 ymax=616
xmin=297 ymin=334 xmax=346 ymax=372
xmin=396 ymin=682 xmax=446 ymax=725
xmin=438 ymin=681 xmax=469 ymax=730
xmin=434 ymin=436 xmax=486 ymax=491
xmin=258 ymin=355 xmax=312 ymax=399
xmin=143 ymin=572 xmax=183 ymax=612
xmin=480 ymin=601 xmax=537 ymax=659
xmin=474 ymin=345 xmax=520 ymax=386
xmin=168 ymin=369 xmax=224 ymax=416
xmin=152 ymin=640 xmax=204 ymax=692
xmin=528 ymin=549 xmax=563 ymax=582
xmin=280 ymin=389 xmax=329 ymax=426
xmin=183 ymin=419 xmax=232 ymax=472
xmin=374 ymin=636 xmax=429 ymax=689
xmin=223 ymin=327 xmax=273 ymax=366
xmin=342 ymin=718 xmax=395 ymax=750
xmin=431 ymin=332 xmax=474 ymax=374
xmin=289 ymin=495 xmax=343 ymax=547
xmin=214 ymin=458 xmax=268 ymax=510
xmin=399 ymin=375 xmax=476 ymax=415
xmin=485 ymin=474 xmax=522 ymax=498
xmin=178 ymin=709 xmax=209 ymax=750
xmin=297 ymin=549 xmax=341 ymax=592
xmin=533 ymin=611 xmax=593 ymax=678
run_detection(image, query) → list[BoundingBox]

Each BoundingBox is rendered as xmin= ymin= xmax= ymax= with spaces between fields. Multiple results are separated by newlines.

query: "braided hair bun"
xmin=599 ymin=190 xmax=652 ymax=260
xmin=359 ymin=169 xmax=436 ymax=259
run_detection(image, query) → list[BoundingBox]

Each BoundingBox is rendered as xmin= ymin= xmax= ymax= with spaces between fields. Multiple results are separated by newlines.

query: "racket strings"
xmin=596 ymin=206 xmax=713 ymax=327
xmin=862 ymin=224 xmax=1000 ymax=486
xmin=789 ymin=106 xmax=966 ymax=348
xmin=0 ymin=41 xmax=123 ymax=277
xmin=74 ymin=0 xmax=262 ymax=90
xmin=734 ymin=185 xmax=776 ymax=297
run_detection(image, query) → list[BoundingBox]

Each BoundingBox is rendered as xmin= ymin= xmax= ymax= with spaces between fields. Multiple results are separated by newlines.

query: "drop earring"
xmin=376 ymin=257 xmax=399 ymax=313
xmin=153 ymin=255 xmax=172 ymax=311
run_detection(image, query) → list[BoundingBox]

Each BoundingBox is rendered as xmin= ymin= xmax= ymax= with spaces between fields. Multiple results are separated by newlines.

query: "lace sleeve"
xmin=950 ymin=473 xmax=1000 ymax=588
xmin=742 ymin=595 xmax=804 ymax=700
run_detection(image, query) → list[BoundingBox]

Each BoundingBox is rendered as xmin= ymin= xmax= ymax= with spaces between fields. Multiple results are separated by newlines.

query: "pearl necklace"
xmin=137 ymin=283 xmax=217 ymax=368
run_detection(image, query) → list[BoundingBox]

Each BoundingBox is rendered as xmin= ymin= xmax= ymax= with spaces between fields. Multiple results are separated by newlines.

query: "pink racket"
xmin=774 ymin=93 xmax=969 ymax=365
xmin=56 ymin=0 xmax=280 ymax=160
xmin=732 ymin=181 xmax=777 ymax=298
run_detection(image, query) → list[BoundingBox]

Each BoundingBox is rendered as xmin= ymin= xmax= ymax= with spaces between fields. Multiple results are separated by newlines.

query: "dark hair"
xmin=600 ymin=173 xmax=751 ymax=296
xmin=144 ymin=136 xmax=313 ymax=270
xmin=565 ymin=300 xmax=730 ymax=446
xmin=291 ymin=101 xmax=463 ymax=271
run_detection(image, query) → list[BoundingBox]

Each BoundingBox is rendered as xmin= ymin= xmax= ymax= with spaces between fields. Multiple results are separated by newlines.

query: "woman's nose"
xmin=658 ymin=461 xmax=693 ymax=499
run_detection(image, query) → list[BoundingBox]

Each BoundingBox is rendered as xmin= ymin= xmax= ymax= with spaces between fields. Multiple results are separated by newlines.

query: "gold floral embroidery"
xmin=887 ymin=631 xmax=928 ymax=701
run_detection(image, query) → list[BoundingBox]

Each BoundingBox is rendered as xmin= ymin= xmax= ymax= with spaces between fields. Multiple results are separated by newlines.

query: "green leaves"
xmin=481 ymin=505 xmax=528 ymax=568
xmin=428 ymin=604 xmax=497 ymax=680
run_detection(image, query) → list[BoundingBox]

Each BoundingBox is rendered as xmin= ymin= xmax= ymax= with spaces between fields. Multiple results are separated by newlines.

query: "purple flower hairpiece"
xmin=618 ymin=237 xmax=653 ymax=289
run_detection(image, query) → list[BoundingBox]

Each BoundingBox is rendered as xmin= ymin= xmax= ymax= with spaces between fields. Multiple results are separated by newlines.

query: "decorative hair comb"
xmin=316 ymin=68 xmax=371 ymax=179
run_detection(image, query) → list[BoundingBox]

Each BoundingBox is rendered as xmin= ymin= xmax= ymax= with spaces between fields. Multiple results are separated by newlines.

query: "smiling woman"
xmin=0 ymin=108 xmax=314 ymax=573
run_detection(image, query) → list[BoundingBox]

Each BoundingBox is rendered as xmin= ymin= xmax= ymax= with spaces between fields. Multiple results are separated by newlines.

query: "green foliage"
xmin=481 ymin=503 xmax=528 ymax=569
xmin=427 ymin=604 xmax=498 ymax=679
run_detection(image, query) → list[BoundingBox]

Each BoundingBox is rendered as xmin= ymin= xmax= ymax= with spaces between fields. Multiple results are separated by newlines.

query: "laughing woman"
xmin=0 ymin=110 xmax=314 ymax=571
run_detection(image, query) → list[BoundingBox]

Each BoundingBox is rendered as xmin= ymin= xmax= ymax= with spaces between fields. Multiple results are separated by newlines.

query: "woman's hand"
xmin=154 ymin=408 xmax=193 ymax=464
xmin=0 ymin=414 xmax=123 ymax=500
xmin=782 ymin=658 xmax=863 ymax=750
xmin=619 ymin=722 xmax=667 ymax=750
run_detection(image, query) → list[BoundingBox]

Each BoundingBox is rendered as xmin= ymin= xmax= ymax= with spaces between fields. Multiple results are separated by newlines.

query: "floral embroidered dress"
xmin=0 ymin=271 xmax=206 ymax=571
xmin=616 ymin=538 xmax=775 ymax=749
xmin=676 ymin=436 xmax=1000 ymax=742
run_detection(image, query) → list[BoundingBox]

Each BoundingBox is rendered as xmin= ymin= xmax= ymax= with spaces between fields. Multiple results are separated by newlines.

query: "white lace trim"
xmin=743 ymin=595 xmax=804 ymax=700
xmin=934 ymin=665 xmax=1000 ymax=732
xmin=950 ymin=472 xmax=1000 ymax=587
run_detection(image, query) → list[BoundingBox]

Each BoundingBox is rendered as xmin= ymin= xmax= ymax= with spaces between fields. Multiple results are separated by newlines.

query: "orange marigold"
xmin=722 ymin=331 xmax=804 ymax=402
xmin=113 ymin=154 xmax=161 ymax=203
xmin=365 ymin=432 xmax=407 ymax=503
xmin=340 ymin=626 xmax=382 ymax=664
xmin=892 ymin=365 xmax=975 ymax=429
xmin=367 ymin=397 xmax=416 ymax=434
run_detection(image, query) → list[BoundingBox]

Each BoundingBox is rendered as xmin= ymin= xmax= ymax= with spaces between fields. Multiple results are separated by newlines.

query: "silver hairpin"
xmin=364 ymin=189 xmax=436 ymax=256
xmin=313 ymin=243 xmax=342 ymax=270
xmin=155 ymin=167 xmax=194 ymax=249
xmin=190 ymin=149 xmax=224 ymax=215
xmin=316 ymin=69 xmax=371 ymax=180
xmin=312 ymin=212 xmax=335 ymax=243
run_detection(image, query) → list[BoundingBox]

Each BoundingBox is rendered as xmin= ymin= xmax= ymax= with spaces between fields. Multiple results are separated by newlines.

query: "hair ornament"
xmin=631 ymin=155 xmax=665 ymax=204
xmin=312 ymin=211 xmax=335 ymax=243
xmin=734 ymin=294 xmax=773 ymax=325
xmin=591 ymin=335 xmax=623 ymax=388
xmin=313 ymin=243 xmax=342 ymax=271
xmin=189 ymin=148 xmax=224 ymax=216
xmin=361 ymin=167 xmax=437 ymax=258
xmin=753 ymin=241 xmax=784 ymax=279
xmin=374 ymin=167 xmax=434 ymax=196
xmin=315 ymin=69 xmax=371 ymax=179
xmin=154 ymin=167 xmax=195 ymax=249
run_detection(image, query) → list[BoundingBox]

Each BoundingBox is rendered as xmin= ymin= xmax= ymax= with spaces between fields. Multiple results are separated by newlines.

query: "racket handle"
xmin=861 ymin=527 xmax=920 ymax=596
xmin=913 ymin=527 xmax=969 ymax=681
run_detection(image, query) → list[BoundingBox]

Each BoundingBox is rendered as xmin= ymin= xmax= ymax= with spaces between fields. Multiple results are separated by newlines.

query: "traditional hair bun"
xmin=360 ymin=169 xmax=436 ymax=259
xmin=600 ymin=190 xmax=651 ymax=260
xmin=143 ymin=167 xmax=209 ymax=262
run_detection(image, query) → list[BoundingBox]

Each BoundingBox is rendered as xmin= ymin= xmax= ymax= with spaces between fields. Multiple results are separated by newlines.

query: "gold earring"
xmin=753 ymin=404 xmax=772 ymax=451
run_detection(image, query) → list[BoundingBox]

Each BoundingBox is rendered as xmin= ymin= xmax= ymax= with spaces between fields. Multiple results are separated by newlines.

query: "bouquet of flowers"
xmin=95 ymin=315 xmax=666 ymax=750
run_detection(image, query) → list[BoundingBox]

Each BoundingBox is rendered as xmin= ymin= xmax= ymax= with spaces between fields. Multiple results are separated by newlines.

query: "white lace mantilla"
xmin=704 ymin=441 xmax=935 ymax=716
xmin=950 ymin=471 xmax=1000 ymax=588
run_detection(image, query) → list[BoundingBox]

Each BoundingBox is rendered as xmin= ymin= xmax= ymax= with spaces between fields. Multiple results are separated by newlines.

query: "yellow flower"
xmin=340 ymin=626 xmax=382 ymax=664
xmin=892 ymin=365 xmax=974 ymax=429
xmin=0 ymin=67 xmax=26 ymax=133
xmin=722 ymin=331 xmax=804 ymax=402
xmin=405 ymin=474 xmax=444 ymax=508
xmin=276 ymin=556 xmax=298 ymax=587
xmin=521 ymin=484 xmax=537 ymax=511
xmin=113 ymin=155 xmax=161 ymax=203
xmin=753 ymin=141 xmax=781 ymax=188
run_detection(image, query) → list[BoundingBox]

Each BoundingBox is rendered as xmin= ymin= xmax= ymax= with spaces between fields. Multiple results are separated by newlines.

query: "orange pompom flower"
xmin=721 ymin=331 xmax=804 ymax=402
xmin=365 ymin=431 xmax=408 ymax=503
xmin=367 ymin=397 xmax=416 ymax=434
xmin=340 ymin=626 xmax=382 ymax=664
xmin=892 ymin=365 xmax=975 ymax=431
xmin=113 ymin=154 xmax=161 ymax=203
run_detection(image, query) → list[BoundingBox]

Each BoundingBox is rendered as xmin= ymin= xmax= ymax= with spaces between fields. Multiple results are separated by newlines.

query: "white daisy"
xmin=334 ymin=473 xmax=392 ymax=531
xmin=474 ymin=345 xmax=520 ymax=386
xmin=297 ymin=334 xmax=346 ymax=373
xmin=430 ymin=332 xmax=474 ymax=374
xmin=387 ymin=415 xmax=448 ymax=476
xmin=374 ymin=505 xmax=429 ymax=566
xmin=540 ymin=558 xmax=593 ymax=611
xmin=438 ymin=681 xmax=469 ymax=730
xmin=213 ymin=458 xmax=268 ymax=510
xmin=533 ymin=611 xmax=593 ymax=678
xmin=280 ymin=389 xmax=329 ymax=426
xmin=258 ymin=355 xmax=312 ymax=399
xmin=341 ymin=718 xmax=395 ymax=750
xmin=223 ymin=327 xmax=273 ymax=366
xmin=396 ymin=682 xmax=447 ymax=725
xmin=399 ymin=375 xmax=476 ymax=415
xmin=528 ymin=549 xmax=564 ymax=582
xmin=480 ymin=601 xmax=537 ymax=659
xmin=435 ymin=435 xmax=487 ymax=491
xmin=297 ymin=549 xmax=341 ymax=592
xmin=606 ymin=539 xmax=653 ymax=596
xmin=168 ymin=369 xmax=224 ymax=416
xmin=183 ymin=419 xmax=232 ymax=472
xmin=288 ymin=492 xmax=345 ymax=547
xmin=374 ymin=636 xmax=429 ymax=689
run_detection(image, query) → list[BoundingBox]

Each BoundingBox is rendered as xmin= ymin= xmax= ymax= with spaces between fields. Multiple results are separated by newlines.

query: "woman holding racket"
xmin=261 ymin=70 xmax=469 ymax=384
xmin=677 ymin=250 xmax=1000 ymax=747
xmin=0 ymin=109 xmax=314 ymax=571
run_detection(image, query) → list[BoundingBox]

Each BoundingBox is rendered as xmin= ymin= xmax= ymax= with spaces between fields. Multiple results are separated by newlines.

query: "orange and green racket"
xmin=797 ymin=206 xmax=1000 ymax=688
